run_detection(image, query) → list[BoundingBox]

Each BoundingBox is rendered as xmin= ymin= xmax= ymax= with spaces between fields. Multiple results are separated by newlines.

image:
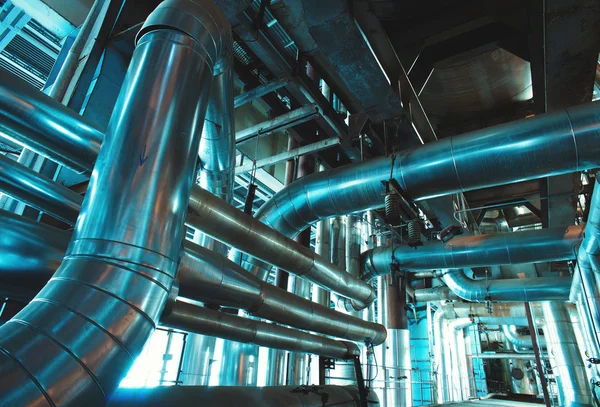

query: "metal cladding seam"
xmin=236 ymin=101 xmax=600 ymax=281
xmin=0 ymin=210 xmax=387 ymax=345
xmin=0 ymin=1 xmax=231 ymax=405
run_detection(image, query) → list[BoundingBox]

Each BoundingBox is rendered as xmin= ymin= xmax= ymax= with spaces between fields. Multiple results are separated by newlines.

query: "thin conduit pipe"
xmin=0 ymin=209 xmax=387 ymax=344
xmin=0 ymin=1 xmax=231 ymax=405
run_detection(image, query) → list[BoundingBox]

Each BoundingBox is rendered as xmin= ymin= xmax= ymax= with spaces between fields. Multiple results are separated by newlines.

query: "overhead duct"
xmin=441 ymin=270 xmax=571 ymax=302
xmin=0 ymin=1 xmax=232 ymax=405
xmin=0 ymin=141 xmax=376 ymax=308
xmin=162 ymin=300 xmax=360 ymax=359
xmin=0 ymin=210 xmax=386 ymax=345
xmin=236 ymin=102 xmax=600 ymax=280
xmin=501 ymin=325 xmax=546 ymax=349
xmin=107 ymin=385 xmax=377 ymax=407
xmin=361 ymin=225 xmax=582 ymax=278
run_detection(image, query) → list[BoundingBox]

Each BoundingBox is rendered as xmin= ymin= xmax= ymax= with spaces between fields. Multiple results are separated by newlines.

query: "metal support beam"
xmin=236 ymin=104 xmax=319 ymax=144
xmin=525 ymin=302 xmax=551 ymax=407
xmin=236 ymin=137 xmax=340 ymax=175
xmin=234 ymin=78 xmax=288 ymax=109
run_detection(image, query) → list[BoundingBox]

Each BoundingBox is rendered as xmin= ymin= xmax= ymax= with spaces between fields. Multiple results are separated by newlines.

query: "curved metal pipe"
xmin=107 ymin=385 xmax=376 ymax=407
xmin=0 ymin=1 xmax=231 ymax=405
xmin=501 ymin=325 xmax=546 ymax=349
xmin=0 ymin=142 xmax=375 ymax=307
xmin=441 ymin=269 xmax=571 ymax=302
xmin=235 ymin=102 xmax=600 ymax=280
xmin=361 ymin=225 xmax=582 ymax=279
xmin=161 ymin=300 xmax=360 ymax=359
xmin=0 ymin=210 xmax=386 ymax=345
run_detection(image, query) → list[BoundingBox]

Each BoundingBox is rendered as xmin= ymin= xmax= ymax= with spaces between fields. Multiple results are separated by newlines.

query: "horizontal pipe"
xmin=0 ymin=210 xmax=386 ymax=344
xmin=413 ymin=286 xmax=459 ymax=302
xmin=0 ymin=151 xmax=375 ymax=307
xmin=361 ymin=225 xmax=582 ymax=279
xmin=442 ymin=269 xmax=571 ymax=302
xmin=0 ymin=69 xmax=103 ymax=174
xmin=235 ymin=104 xmax=319 ymax=144
xmin=468 ymin=353 xmax=537 ymax=360
xmin=161 ymin=300 xmax=359 ymax=359
xmin=187 ymin=186 xmax=376 ymax=308
xmin=107 ymin=385 xmax=375 ymax=407
xmin=235 ymin=101 xmax=600 ymax=279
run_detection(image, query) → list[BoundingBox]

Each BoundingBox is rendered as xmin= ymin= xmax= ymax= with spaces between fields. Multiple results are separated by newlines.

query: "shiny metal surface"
xmin=0 ymin=1 xmax=230 ymax=404
xmin=0 ymin=209 xmax=69 ymax=301
xmin=161 ymin=300 xmax=360 ymax=359
xmin=434 ymin=302 xmax=540 ymax=403
xmin=198 ymin=53 xmax=235 ymax=202
xmin=0 ymin=211 xmax=385 ymax=344
xmin=218 ymin=332 xmax=258 ymax=386
xmin=362 ymin=225 xmax=582 ymax=279
xmin=413 ymin=286 xmax=459 ymax=302
xmin=502 ymin=325 xmax=546 ymax=349
xmin=312 ymin=216 xmax=331 ymax=307
xmin=187 ymin=185 xmax=376 ymax=307
xmin=0 ymin=153 xmax=82 ymax=224
xmin=385 ymin=329 xmax=412 ymax=407
xmin=0 ymin=68 xmax=103 ymax=174
xmin=108 ymin=385 xmax=377 ymax=407
xmin=265 ymin=348 xmax=286 ymax=386
xmin=178 ymin=241 xmax=386 ymax=344
xmin=541 ymin=302 xmax=592 ymax=407
xmin=442 ymin=269 xmax=571 ymax=302
xmin=180 ymin=334 xmax=216 ymax=385
xmin=236 ymin=102 xmax=600 ymax=280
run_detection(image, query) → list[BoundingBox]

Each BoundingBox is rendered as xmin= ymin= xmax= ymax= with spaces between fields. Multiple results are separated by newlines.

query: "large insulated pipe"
xmin=162 ymin=300 xmax=360 ymax=359
xmin=0 ymin=210 xmax=386 ymax=344
xmin=0 ymin=149 xmax=375 ymax=308
xmin=541 ymin=302 xmax=592 ymax=407
xmin=235 ymin=101 xmax=600 ymax=277
xmin=0 ymin=2 xmax=230 ymax=405
xmin=107 ymin=385 xmax=377 ymax=407
xmin=362 ymin=225 xmax=582 ymax=279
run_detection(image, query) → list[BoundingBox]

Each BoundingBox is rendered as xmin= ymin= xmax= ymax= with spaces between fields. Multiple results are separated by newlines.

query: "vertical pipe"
xmin=287 ymin=153 xmax=315 ymax=386
xmin=374 ymin=277 xmax=388 ymax=404
xmin=385 ymin=273 xmax=413 ymax=406
xmin=542 ymin=302 xmax=592 ymax=407
xmin=526 ymin=302 xmax=552 ymax=407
